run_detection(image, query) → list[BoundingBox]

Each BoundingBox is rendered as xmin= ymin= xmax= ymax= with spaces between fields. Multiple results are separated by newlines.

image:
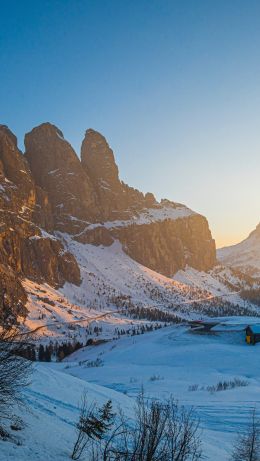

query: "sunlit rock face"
xmin=81 ymin=128 xmax=156 ymax=220
xmin=0 ymin=263 xmax=27 ymax=325
xmin=80 ymin=128 xmax=215 ymax=275
xmin=25 ymin=123 xmax=100 ymax=233
xmin=111 ymin=214 xmax=216 ymax=276
xmin=0 ymin=125 xmax=81 ymax=324
xmin=0 ymin=122 xmax=216 ymax=323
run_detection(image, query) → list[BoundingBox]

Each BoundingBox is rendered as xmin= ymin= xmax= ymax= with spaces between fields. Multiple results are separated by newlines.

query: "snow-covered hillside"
xmin=63 ymin=323 xmax=260 ymax=459
xmin=218 ymin=223 xmax=260 ymax=278
xmin=60 ymin=236 xmax=211 ymax=309
xmin=20 ymin=235 xmax=260 ymax=342
xmin=60 ymin=235 xmax=260 ymax=318
xmin=21 ymin=278 xmax=160 ymax=344
xmin=174 ymin=265 xmax=253 ymax=304
xmin=0 ymin=364 xmax=134 ymax=461
xmin=3 ymin=323 xmax=260 ymax=460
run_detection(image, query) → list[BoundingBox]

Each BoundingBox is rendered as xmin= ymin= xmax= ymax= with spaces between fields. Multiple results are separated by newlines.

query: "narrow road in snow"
xmin=21 ymin=288 xmax=243 ymax=339
xmin=21 ymin=309 xmax=122 ymax=337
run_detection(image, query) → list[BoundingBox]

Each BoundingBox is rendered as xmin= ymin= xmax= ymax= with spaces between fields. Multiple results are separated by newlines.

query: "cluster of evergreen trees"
xmin=114 ymin=322 xmax=165 ymax=338
xmin=188 ymin=299 xmax=258 ymax=317
xmin=38 ymin=341 xmax=83 ymax=362
xmin=126 ymin=305 xmax=182 ymax=323
xmin=241 ymin=288 xmax=260 ymax=306
xmin=14 ymin=344 xmax=36 ymax=361
xmin=56 ymin=341 xmax=83 ymax=361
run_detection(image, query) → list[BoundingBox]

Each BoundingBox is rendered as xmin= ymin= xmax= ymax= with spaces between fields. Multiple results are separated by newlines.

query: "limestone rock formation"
xmin=112 ymin=214 xmax=216 ymax=276
xmin=25 ymin=123 xmax=100 ymax=233
xmin=0 ymin=125 xmax=81 ymax=323
xmin=81 ymin=129 xmax=156 ymax=220
xmin=0 ymin=264 xmax=27 ymax=325
xmin=78 ymin=204 xmax=216 ymax=276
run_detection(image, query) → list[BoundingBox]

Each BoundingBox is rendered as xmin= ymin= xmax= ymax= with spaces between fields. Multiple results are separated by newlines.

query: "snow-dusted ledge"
xmin=87 ymin=205 xmax=196 ymax=231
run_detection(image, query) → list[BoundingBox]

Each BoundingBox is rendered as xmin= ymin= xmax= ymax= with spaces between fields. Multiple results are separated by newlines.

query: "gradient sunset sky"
xmin=1 ymin=0 xmax=259 ymax=248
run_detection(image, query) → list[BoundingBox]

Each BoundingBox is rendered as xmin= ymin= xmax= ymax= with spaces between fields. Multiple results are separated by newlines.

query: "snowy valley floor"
xmin=2 ymin=322 xmax=260 ymax=460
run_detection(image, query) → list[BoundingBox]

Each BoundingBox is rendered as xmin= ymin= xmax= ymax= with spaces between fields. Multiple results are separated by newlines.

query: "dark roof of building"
xmin=247 ymin=325 xmax=260 ymax=334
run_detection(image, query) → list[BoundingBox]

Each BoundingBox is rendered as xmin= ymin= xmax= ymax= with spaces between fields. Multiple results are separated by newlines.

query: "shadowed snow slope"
xmin=1 ymin=364 xmax=133 ymax=461
xmin=3 ymin=324 xmax=260 ymax=460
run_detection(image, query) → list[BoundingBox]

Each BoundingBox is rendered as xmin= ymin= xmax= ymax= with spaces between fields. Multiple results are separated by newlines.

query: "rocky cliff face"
xmin=0 ymin=125 xmax=81 ymax=324
xmin=112 ymin=214 xmax=216 ymax=276
xmin=76 ymin=203 xmax=216 ymax=276
xmin=80 ymin=129 xmax=216 ymax=274
xmin=81 ymin=129 xmax=156 ymax=220
xmin=0 ymin=122 xmax=216 ymax=323
xmin=25 ymin=123 xmax=100 ymax=233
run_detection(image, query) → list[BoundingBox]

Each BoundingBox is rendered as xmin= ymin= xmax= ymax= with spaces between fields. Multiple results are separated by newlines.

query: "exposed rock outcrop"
xmin=25 ymin=123 xmax=100 ymax=233
xmin=22 ymin=235 xmax=81 ymax=286
xmin=77 ymin=204 xmax=216 ymax=276
xmin=112 ymin=214 xmax=216 ymax=276
xmin=81 ymin=129 xmax=156 ymax=220
xmin=0 ymin=264 xmax=27 ymax=325
xmin=0 ymin=125 xmax=81 ymax=323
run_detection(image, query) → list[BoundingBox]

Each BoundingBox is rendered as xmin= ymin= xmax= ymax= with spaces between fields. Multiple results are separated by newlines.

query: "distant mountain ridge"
xmin=0 ymin=122 xmax=216 ymax=323
xmin=217 ymin=224 xmax=260 ymax=277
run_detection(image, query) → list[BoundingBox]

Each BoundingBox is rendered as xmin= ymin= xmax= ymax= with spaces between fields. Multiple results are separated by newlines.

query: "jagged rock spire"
xmin=25 ymin=123 xmax=100 ymax=232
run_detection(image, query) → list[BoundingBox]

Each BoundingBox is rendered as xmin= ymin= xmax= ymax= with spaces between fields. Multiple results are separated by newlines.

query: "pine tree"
xmin=38 ymin=344 xmax=45 ymax=361
xmin=44 ymin=346 xmax=52 ymax=362
xmin=71 ymin=395 xmax=115 ymax=460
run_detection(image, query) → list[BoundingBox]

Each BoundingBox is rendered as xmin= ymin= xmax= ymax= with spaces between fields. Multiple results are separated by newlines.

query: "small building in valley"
xmin=245 ymin=325 xmax=260 ymax=345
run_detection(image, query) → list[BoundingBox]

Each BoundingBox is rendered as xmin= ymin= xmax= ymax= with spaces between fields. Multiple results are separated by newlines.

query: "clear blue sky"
xmin=1 ymin=0 xmax=259 ymax=247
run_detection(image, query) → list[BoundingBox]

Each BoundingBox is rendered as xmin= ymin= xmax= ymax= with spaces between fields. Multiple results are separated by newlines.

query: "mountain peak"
xmin=81 ymin=128 xmax=119 ymax=187
xmin=253 ymin=222 xmax=260 ymax=235
xmin=25 ymin=122 xmax=64 ymax=141
xmin=25 ymin=123 xmax=99 ymax=230
xmin=0 ymin=124 xmax=18 ymax=147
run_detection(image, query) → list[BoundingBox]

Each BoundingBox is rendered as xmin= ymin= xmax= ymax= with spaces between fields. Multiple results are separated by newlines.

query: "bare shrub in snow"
xmin=101 ymin=393 xmax=202 ymax=461
xmin=188 ymin=378 xmax=248 ymax=394
xmin=149 ymin=374 xmax=164 ymax=382
xmin=230 ymin=409 xmax=260 ymax=461
xmin=85 ymin=358 xmax=104 ymax=368
xmin=206 ymin=378 xmax=248 ymax=394
xmin=188 ymin=384 xmax=199 ymax=392
xmin=0 ymin=327 xmax=32 ymax=437
xmin=72 ymin=391 xmax=202 ymax=460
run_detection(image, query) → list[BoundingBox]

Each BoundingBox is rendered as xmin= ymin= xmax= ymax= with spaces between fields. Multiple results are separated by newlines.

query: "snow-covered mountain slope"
xmin=21 ymin=278 xmax=160 ymax=343
xmin=62 ymin=236 xmax=257 ymax=317
xmin=60 ymin=236 xmax=210 ymax=309
xmin=5 ymin=323 xmax=260 ymax=460
xmin=20 ymin=235 xmax=260 ymax=342
xmin=0 ymin=364 xmax=133 ymax=461
xmin=217 ymin=223 xmax=260 ymax=278
xmin=20 ymin=238 xmax=211 ymax=341
xmin=173 ymin=265 xmax=252 ymax=304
